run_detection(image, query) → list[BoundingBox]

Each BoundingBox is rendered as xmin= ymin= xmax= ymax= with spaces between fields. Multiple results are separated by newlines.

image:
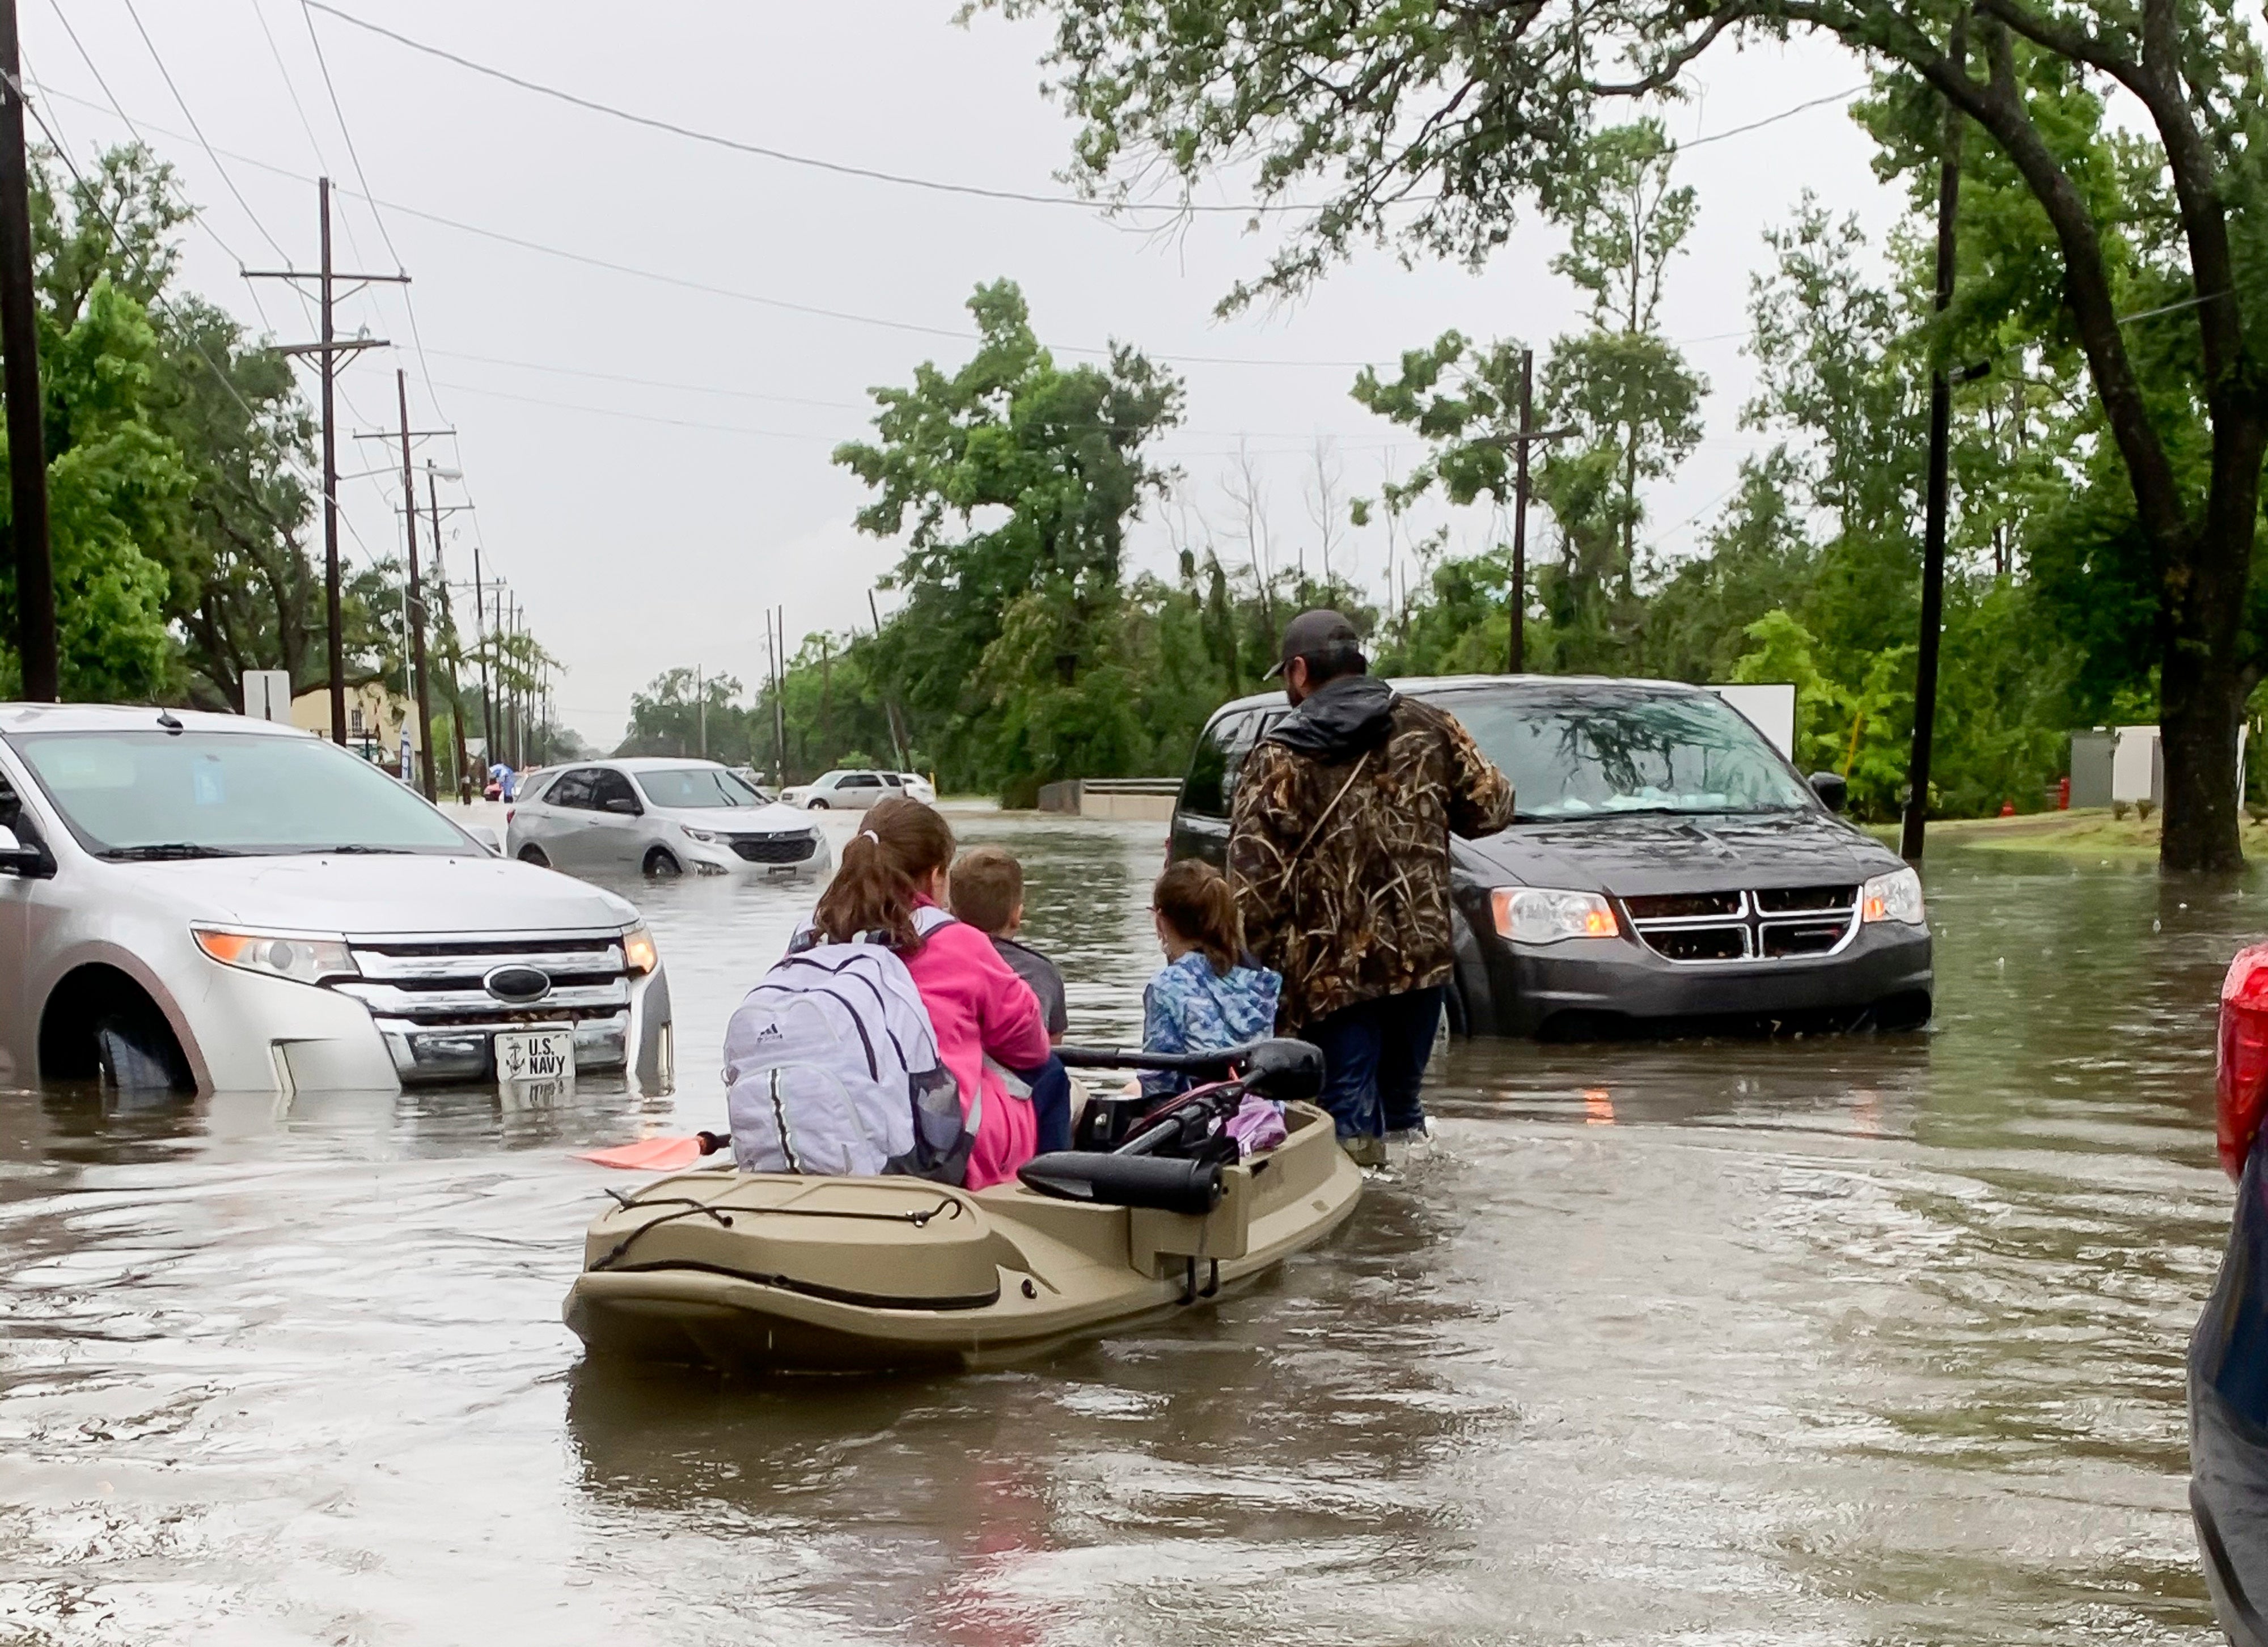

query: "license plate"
xmin=495 ymin=1027 xmax=576 ymax=1084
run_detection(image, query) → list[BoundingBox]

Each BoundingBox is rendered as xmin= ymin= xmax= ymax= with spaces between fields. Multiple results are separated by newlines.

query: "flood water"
xmin=0 ymin=813 xmax=2244 ymax=1644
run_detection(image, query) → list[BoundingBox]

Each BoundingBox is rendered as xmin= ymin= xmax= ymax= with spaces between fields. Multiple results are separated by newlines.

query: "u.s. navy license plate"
xmin=494 ymin=1027 xmax=576 ymax=1084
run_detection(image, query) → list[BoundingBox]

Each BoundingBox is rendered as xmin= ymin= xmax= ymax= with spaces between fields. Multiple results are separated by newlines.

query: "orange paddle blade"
xmin=576 ymin=1134 xmax=710 ymax=1171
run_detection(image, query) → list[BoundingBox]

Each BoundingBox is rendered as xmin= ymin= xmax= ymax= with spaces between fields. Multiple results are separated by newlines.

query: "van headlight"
xmin=621 ymin=924 xmax=658 ymax=975
xmin=193 ymin=926 xmax=359 ymax=985
xmin=1491 ymin=887 xmax=1618 ymax=945
xmin=1861 ymin=867 xmax=1926 ymax=925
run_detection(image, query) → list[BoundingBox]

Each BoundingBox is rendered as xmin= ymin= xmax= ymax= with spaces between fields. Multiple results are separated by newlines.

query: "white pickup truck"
xmin=0 ymin=704 xmax=672 ymax=1094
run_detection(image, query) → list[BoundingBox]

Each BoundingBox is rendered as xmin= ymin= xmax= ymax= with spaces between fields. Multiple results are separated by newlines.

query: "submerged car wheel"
xmin=643 ymin=847 xmax=682 ymax=878
xmin=40 ymin=967 xmax=191 ymax=1093
xmin=516 ymin=844 xmax=551 ymax=867
xmin=807 ymin=798 xmax=830 ymax=810
xmin=95 ymin=1011 xmax=183 ymax=1091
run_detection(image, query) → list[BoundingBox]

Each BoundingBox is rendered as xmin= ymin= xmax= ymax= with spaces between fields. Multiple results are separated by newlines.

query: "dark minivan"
xmin=1170 ymin=675 xmax=1932 ymax=1040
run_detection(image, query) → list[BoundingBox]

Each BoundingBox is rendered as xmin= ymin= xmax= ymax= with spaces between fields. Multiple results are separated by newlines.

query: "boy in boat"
xmin=947 ymin=845 xmax=1068 ymax=1046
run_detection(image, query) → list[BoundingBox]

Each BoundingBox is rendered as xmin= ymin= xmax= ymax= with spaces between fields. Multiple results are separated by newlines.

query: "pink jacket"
xmin=904 ymin=903 xmax=1051 ymax=1190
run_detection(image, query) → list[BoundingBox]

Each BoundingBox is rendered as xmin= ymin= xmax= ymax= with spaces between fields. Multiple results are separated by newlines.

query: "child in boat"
xmin=809 ymin=798 xmax=1051 ymax=1189
xmin=947 ymin=846 xmax=1068 ymax=1045
xmin=1141 ymin=860 xmax=1282 ymax=1099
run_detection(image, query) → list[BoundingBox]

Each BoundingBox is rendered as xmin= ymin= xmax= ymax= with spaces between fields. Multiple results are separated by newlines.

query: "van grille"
xmin=1622 ymin=887 xmax=1858 ymax=966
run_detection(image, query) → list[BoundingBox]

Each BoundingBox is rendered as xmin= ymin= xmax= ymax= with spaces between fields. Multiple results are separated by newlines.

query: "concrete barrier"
xmin=1035 ymin=778 xmax=1181 ymax=822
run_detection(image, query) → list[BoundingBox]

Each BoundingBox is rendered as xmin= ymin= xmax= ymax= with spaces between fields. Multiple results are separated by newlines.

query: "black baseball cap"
xmin=1264 ymin=609 xmax=1364 ymax=680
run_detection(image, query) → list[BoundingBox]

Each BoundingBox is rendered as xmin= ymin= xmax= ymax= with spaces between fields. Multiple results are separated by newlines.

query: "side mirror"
xmin=1809 ymin=772 xmax=1848 ymax=813
xmin=602 ymin=797 xmax=641 ymax=816
xmin=0 ymin=824 xmax=48 ymax=877
xmin=466 ymin=825 xmax=502 ymax=855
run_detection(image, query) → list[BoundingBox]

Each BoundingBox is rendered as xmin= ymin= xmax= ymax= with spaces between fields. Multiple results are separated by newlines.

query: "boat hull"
xmin=564 ymin=1102 xmax=1363 ymax=1373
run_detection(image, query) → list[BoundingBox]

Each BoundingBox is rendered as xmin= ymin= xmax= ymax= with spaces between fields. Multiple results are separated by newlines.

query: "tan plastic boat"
xmin=563 ymin=1098 xmax=1361 ymax=1373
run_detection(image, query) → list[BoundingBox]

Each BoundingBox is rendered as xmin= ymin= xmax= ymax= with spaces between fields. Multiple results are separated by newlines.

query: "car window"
xmin=545 ymin=768 xmax=598 ymax=810
xmin=1180 ymin=710 xmax=1264 ymax=820
xmin=9 ymin=730 xmax=472 ymax=856
xmin=1443 ymin=687 xmax=1813 ymax=819
xmin=589 ymin=770 xmax=640 ymax=810
xmin=845 ymin=773 xmax=882 ymax=789
xmin=518 ymin=769 xmax=558 ymax=803
xmin=635 ymin=767 xmax=764 ymax=808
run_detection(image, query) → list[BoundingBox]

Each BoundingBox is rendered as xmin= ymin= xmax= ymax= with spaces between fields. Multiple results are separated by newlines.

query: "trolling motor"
xmin=1017 ymin=1038 xmax=1323 ymax=1213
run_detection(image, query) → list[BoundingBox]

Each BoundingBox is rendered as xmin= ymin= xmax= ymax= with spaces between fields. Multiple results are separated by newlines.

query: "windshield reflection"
xmin=1445 ymin=689 xmax=1812 ymax=820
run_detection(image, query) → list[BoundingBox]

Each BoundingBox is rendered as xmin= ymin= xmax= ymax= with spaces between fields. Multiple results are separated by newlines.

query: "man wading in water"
xmin=1229 ymin=610 xmax=1517 ymax=1167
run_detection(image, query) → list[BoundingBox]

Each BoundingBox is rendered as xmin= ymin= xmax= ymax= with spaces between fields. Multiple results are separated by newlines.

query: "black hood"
xmin=1453 ymin=807 xmax=1898 ymax=896
xmin=1265 ymin=675 xmax=1396 ymax=761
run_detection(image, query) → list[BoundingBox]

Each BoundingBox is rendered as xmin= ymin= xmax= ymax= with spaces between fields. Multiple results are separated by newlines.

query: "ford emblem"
xmin=484 ymin=964 xmax=553 ymax=1004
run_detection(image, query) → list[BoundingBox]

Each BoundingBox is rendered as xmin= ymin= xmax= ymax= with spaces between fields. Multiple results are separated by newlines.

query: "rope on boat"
xmin=589 ymin=1189 xmax=962 ymax=1273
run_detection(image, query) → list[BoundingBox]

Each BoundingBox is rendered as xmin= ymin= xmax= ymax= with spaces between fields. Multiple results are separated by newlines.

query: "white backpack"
xmin=722 ymin=907 xmax=979 ymax=1183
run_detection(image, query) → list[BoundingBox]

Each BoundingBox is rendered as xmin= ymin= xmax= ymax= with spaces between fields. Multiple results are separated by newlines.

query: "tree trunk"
xmin=2159 ymin=410 xmax=2268 ymax=871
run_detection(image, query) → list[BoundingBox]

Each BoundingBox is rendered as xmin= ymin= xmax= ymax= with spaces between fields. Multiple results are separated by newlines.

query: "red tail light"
xmin=2217 ymin=943 xmax=2268 ymax=1178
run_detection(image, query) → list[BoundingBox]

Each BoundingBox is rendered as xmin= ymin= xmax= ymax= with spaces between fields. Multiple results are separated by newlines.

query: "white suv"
xmin=0 ymin=705 xmax=672 ymax=1094
xmin=780 ymin=769 xmax=900 ymax=809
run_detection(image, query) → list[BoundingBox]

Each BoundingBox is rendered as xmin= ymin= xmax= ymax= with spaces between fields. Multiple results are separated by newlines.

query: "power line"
xmin=119 ymin=0 xmax=292 ymax=263
xmin=1679 ymin=84 xmax=1869 ymax=149
xmin=249 ymin=0 xmax=330 ymax=174
xmin=301 ymin=0 xmax=1264 ymax=217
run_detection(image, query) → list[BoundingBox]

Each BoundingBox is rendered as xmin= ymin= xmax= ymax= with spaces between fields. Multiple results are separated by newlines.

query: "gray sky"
xmin=29 ymin=1 xmax=1906 ymax=748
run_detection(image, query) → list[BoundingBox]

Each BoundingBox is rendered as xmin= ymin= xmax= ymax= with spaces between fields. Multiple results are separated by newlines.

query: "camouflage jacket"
xmin=1228 ymin=677 xmax=1516 ymax=1031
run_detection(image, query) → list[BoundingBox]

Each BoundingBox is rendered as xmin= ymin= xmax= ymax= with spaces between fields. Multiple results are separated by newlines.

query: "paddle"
xmin=576 ymin=1130 xmax=729 ymax=1171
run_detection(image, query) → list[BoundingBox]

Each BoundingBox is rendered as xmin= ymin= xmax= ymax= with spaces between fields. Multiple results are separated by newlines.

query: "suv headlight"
xmin=680 ymin=825 xmax=722 ymax=844
xmin=621 ymin=924 xmax=658 ymax=976
xmin=1861 ymin=866 xmax=1926 ymax=925
xmin=193 ymin=926 xmax=359 ymax=985
xmin=1491 ymin=887 xmax=1618 ymax=945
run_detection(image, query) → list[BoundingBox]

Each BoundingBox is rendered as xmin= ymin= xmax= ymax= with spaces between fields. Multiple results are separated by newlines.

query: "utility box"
xmin=2113 ymin=725 xmax=2164 ymax=805
xmin=2069 ymin=730 xmax=2115 ymax=809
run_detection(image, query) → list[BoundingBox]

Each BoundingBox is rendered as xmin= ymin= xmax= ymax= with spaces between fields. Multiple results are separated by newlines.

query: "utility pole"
xmin=696 ymin=663 xmax=705 ymax=759
xmin=426 ymin=463 xmax=469 ymax=799
xmin=1488 ymin=350 xmax=1573 ymax=676
xmin=0 ymin=0 xmax=54 ymax=701
xmin=773 ymin=607 xmax=788 ymax=790
xmin=393 ymin=372 xmax=435 ymax=799
xmin=472 ymin=549 xmax=491 ymax=768
xmin=1902 ymin=44 xmax=1965 ymax=865
xmin=247 ymin=181 xmax=401 ymax=743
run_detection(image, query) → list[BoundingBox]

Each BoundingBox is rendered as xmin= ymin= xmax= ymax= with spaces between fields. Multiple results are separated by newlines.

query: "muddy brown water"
xmin=0 ymin=814 xmax=2246 ymax=1644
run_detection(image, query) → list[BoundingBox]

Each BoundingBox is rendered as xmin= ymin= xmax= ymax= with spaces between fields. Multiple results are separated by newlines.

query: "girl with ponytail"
xmin=806 ymin=797 xmax=1051 ymax=1188
xmin=1140 ymin=859 xmax=1283 ymax=1097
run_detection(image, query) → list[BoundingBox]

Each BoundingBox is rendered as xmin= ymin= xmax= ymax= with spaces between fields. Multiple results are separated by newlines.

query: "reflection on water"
xmin=0 ymin=819 xmax=2243 ymax=1642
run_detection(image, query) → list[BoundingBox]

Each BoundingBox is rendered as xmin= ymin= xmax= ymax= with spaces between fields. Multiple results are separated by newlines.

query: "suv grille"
xmin=729 ymin=831 xmax=817 ymax=864
xmin=1622 ymin=887 xmax=1857 ymax=966
xmin=331 ymin=929 xmax=634 ymax=1082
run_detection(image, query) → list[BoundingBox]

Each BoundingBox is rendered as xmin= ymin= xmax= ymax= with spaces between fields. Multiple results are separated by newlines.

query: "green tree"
xmin=986 ymin=0 xmax=2268 ymax=870
xmin=833 ymin=279 xmax=1183 ymax=799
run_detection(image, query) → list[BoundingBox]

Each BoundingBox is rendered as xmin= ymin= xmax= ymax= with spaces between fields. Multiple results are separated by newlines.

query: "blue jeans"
xmin=1305 ymin=986 xmax=1445 ymax=1140
xmin=1011 ymin=1056 xmax=1073 ymax=1155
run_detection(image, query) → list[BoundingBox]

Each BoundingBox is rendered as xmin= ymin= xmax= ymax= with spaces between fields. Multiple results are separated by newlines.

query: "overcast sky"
xmin=28 ymin=1 xmax=1908 ymax=748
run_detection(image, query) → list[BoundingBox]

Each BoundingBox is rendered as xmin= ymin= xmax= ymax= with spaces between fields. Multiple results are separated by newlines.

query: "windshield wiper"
xmin=301 ymin=844 xmax=414 ymax=854
xmin=99 ymin=842 xmax=244 ymax=861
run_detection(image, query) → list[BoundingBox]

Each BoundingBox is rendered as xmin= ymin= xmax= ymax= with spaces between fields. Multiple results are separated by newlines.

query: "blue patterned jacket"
xmin=1141 ymin=951 xmax=1283 ymax=1096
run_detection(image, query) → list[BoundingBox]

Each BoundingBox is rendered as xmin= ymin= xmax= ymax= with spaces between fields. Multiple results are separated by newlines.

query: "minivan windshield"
xmin=634 ymin=767 xmax=768 ymax=808
xmin=10 ymin=730 xmax=475 ymax=857
xmin=1444 ymin=688 xmax=1813 ymax=820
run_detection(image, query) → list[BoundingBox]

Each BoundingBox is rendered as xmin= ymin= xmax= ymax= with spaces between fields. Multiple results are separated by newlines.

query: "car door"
xmin=1170 ymin=710 xmax=1265 ymax=867
xmin=0 ymin=759 xmax=32 ymax=1084
xmin=842 ymin=772 xmax=885 ymax=810
xmin=585 ymin=769 xmax=647 ymax=867
xmin=535 ymin=767 xmax=603 ymax=867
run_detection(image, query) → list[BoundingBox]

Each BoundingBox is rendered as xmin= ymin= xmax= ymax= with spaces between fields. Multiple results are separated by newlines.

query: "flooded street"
xmin=0 ymin=814 xmax=2241 ymax=1644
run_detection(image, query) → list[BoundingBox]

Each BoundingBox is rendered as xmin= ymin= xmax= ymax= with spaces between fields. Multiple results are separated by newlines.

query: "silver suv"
xmin=0 ymin=705 xmax=672 ymax=1094
xmin=507 ymin=757 xmax=831 ymax=879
